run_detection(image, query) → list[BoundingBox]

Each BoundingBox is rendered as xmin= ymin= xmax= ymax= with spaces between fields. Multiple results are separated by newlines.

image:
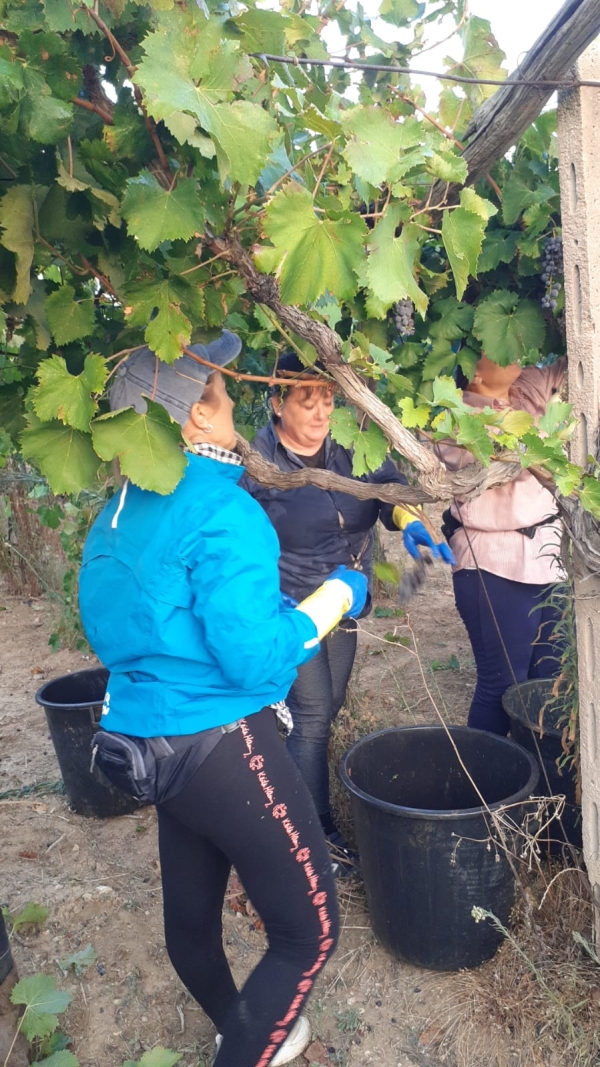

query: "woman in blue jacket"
xmin=241 ymin=351 xmax=453 ymax=864
xmin=79 ymin=334 xmax=367 ymax=1067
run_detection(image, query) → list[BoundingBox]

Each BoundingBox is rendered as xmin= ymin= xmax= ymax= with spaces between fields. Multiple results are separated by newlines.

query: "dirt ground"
xmin=0 ymin=532 xmax=540 ymax=1067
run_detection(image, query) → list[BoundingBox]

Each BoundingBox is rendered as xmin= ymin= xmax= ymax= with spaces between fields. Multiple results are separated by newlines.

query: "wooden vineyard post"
xmin=557 ymin=42 xmax=600 ymax=938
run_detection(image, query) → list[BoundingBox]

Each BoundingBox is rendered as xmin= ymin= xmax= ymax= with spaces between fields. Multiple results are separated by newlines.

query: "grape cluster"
xmin=541 ymin=236 xmax=563 ymax=311
xmin=394 ymin=299 xmax=415 ymax=337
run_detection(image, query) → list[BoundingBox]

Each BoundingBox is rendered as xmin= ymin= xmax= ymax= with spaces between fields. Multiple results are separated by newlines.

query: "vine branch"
xmin=72 ymin=96 xmax=114 ymax=126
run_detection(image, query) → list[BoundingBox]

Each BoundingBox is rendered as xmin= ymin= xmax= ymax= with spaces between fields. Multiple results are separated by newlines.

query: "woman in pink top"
xmin=438 ymin=354 xmax=567 ymax=735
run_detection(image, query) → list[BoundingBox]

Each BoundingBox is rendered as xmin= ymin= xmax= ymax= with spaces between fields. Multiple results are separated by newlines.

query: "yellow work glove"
xmin=296 ymin=566 xmax=368 ymax=642
xmin=392 ymin=505 xmax=423 ymax=530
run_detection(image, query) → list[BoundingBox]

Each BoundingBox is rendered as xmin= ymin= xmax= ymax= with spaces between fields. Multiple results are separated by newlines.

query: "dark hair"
xmin=270 ymin=350 xmax=325 ymax=397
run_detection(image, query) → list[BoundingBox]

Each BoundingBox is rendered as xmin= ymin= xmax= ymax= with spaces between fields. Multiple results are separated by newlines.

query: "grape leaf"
xmin=20 ymin=422 xmax=101 ymax=494
xmin=57 ymin=944 xmax=97 ymax=976
xmin=20 ymin=70 xmax=73 ymax=144
xmin=365 ymin=209 xmax=427 ymax=316
xmin=144 ymin=304 xmax=191 ymax=365
xmin=431 ymin=376 xmax=465 ymax=410
xmin=138 ymin=1049 xmax=183 ymax=1067
xmin=378 ymin=0 xmax=422 ymax=27
xmin=34 ymin=1052 xmax=79 ymax=1067
xmin=351 ymin=422 xmax=389 ymax=476
xmin=341 ymin=107 xmax=406 ymax=186
xmin=329 ymin=407 xmax=358 ymax=449
xmin=0 ymin=185 xmax=37 ymax=304
xmin=537 ymin=398 xmax=574 ymax=437
xmin=33 ymin=354 xmax=107 ymax=430
xmin=442 ymin=197 xmax=488 ymax=301
xmin=446 ymin=15 xmax=507 ymax=107
xmin=428 ymin=298 xmax=474 ymax=341
xmin=398 ymin=397 xmax=431 ymax=429
xmin=258 ymin=183 xmax=366 ymax=304
xmin=579 ymin=477 xmax=600 ymax=520
xmin=134 ymin=27 xmax=276 ymax=184
xmin=44 ymin=286 xmax=96 ymax=345
xmin=553 ymin=461 xmax=581 ymax=498
xmin=478 ymin=229 xmax=520 ymax=272
xmin=9 ymin=902 xmax=49 ymax=933
xmin=121 ymin=173 xmax=205 ymax=252
xmin=11 ymin=974 xmax=72 ymax=1042
xmin=455 ymin=411 xmax=494 ymax=466
xmin=329 ymin=408 xmax=388 ymax=475
xmin=373 ymin=561 xmax=401 ymax=585
xmin=519 ymin=431 xmax=564 ymax=467
xmin=472 ymin=290 xmax=545 ymax=366
xmin=426 ymin=150 xmax=468 ymax=185
xmin=91 ymin=400 xmax=186 ymax=495
xmin=496 ymin=409 xmax=534 ymax=437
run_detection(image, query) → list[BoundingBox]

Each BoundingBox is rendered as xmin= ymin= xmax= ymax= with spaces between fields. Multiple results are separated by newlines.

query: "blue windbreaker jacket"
xmin=78 ymin=454 xmax=319 ymax=737
xmin=240 ymin=421 xmax=407 ymax=606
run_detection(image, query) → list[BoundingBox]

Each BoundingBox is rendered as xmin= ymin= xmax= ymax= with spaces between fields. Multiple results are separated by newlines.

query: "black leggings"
xmin=157 ymin=707 xmax=339 ymax=1067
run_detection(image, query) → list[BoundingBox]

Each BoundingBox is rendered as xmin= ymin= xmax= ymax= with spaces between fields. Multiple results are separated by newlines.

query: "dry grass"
xmin=421 ymin=863 xmax=600 ymax=1067
xmin=0 ymin=475 xmax=66 ymax=598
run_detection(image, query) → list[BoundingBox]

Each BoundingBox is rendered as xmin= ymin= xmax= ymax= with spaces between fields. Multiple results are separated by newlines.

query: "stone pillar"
xmin=557 ymin=42 xmax=600 ymax=935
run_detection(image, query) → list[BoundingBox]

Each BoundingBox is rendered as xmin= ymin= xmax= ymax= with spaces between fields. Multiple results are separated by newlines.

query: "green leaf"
xmin=258 ymin=183 xmax=366 ymax=305
xmin=144 ymin=304 xmax=191 ymax=365
xmin=20 ymin=422 xmax=101 ymax=494
xmin=44 ymin=286 xmax=96 ymax=346
xmin=579 ymin=477 xmax=600 ymax=519
xmin=366 ymin=208 xmax=427 ymax=317
xmin=20 ymin=70 xmax=73 ymax=144
xmin=426 ymin=150 xmax=468 ymax=185
xmin=138 ymin=1049 xmax=183 ymax=1067
xmin=472 ymin=290 xmax=546 ymax=366
xmin=431 ymin=376 xmax=465 ymax=410
xmin=537 ymin=398 xmax=574 ymax=437
xmin=91 ymin=400 xmax=186 ymax=495
xmin=11 ymin=975 xmax=71 ymax=1042
xmin=9 ymin=902 xmax=49 ymax=933
xmin=553 ymin=462 xmax=581 ymax=498
xmin=328 ymin=407 xmax=357 ymax=449
xmin=501 ymin=174 xmax=553 ymax=226
xmin=341 ymin=107 xmax=406 ymax=186
xmin=34 ymin=1051 xmax=79 ymax=1067
xmin=496 ymin=409 xmax=534 ymax=437
xmin=428 ymin=298 xmax=474 ymax=341
xmin=134 ymin=27 xmax=277 ymax=184
xmin=0 ymin=185 xmax=36 ymax=304
xmin=57 ymin=944 xmax=97 ymax=977
xmin=398 ymin=397 xmax=430 ymax=429
xmin=519 ymin=431 xmax=563 ymax=468
xmin=125 ymin=277 xmax=200 ymax=363
xmin=374 ymin=561 xmax=401 ymax=585
xmin=478 ymin=229 xmax=520 ymax=273
xmin=121 ymin=173 xmax=205 ymax=253
xmin=378 ymin=0 xmax=423 ymax=27
xmin=442 ymin=191 xmax=491 ymax=300
xmin=329 ymin=408 xmax=388 ymax=476
xmin=35 ymin=351 xmax=106 ymax=430
xmin=447 ymin=15 xmax=507 ymax=107
xmin=455 ymin=411 xmax=494 ymax=466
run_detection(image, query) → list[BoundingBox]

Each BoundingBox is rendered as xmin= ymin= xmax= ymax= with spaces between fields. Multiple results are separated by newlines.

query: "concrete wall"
xmin=557 ymin=42 xmax=600 ymax=929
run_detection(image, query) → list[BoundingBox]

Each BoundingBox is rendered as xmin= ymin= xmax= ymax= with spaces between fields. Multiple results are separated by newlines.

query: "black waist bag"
xmin=90 ymin=722 xmax=239 ymax=807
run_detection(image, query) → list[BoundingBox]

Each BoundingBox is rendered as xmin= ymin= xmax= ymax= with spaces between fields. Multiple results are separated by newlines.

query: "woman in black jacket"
xmin=241 ymin=352 xmax=453 ymax=865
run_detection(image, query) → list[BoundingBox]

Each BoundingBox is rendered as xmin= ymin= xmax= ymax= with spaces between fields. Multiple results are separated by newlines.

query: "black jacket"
xmin=240 ymin=420 xmax=407 ymax=608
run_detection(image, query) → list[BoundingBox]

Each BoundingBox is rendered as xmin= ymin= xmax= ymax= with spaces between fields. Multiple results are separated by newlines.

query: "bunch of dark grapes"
xmin=541 ymin=236 xmax=563 ymax=311
xmin=394 ymin=298 xmax=415 ymax=337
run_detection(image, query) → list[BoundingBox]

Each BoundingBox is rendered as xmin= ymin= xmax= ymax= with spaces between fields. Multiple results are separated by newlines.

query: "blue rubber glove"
xmin=402 ymin=521 xmax=456 ymax=566
xmin=325 ymin=565 xmax=368 ymax=618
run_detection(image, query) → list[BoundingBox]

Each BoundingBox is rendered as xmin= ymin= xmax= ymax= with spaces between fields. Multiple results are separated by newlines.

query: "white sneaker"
xmin=214 ymin=1015 xmax=311 ymax=1066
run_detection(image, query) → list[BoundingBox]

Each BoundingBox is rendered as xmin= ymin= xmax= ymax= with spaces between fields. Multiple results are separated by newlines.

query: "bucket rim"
xmin=34 ymin=666 xmax=109 ymax=711
xmin=339 ymin=724 xmax=540 ymax=820
xmin=502 ymin=679 xmax=564 ymax=738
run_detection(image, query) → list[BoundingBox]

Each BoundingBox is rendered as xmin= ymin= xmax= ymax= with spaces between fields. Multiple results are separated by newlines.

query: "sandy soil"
xmin=2 ymin=534 xmax=525 ymax=1067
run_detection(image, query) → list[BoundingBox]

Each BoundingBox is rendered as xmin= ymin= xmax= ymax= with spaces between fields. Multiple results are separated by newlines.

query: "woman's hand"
xmin=402 ymin=521 xmax=456 ymax=566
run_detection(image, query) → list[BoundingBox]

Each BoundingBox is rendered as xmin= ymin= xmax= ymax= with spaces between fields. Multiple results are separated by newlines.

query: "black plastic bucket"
xmin=502 ymin=679 xmax=581 ymax=850
xmin=35 ymin=667 xmax=139 ymax=818
xmin=340 ymin=725 xmax=539 ymax=971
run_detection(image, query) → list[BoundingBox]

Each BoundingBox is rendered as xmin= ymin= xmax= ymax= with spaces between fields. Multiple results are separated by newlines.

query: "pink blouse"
xmin=436 ymin=360 xmax=567 ymax=585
